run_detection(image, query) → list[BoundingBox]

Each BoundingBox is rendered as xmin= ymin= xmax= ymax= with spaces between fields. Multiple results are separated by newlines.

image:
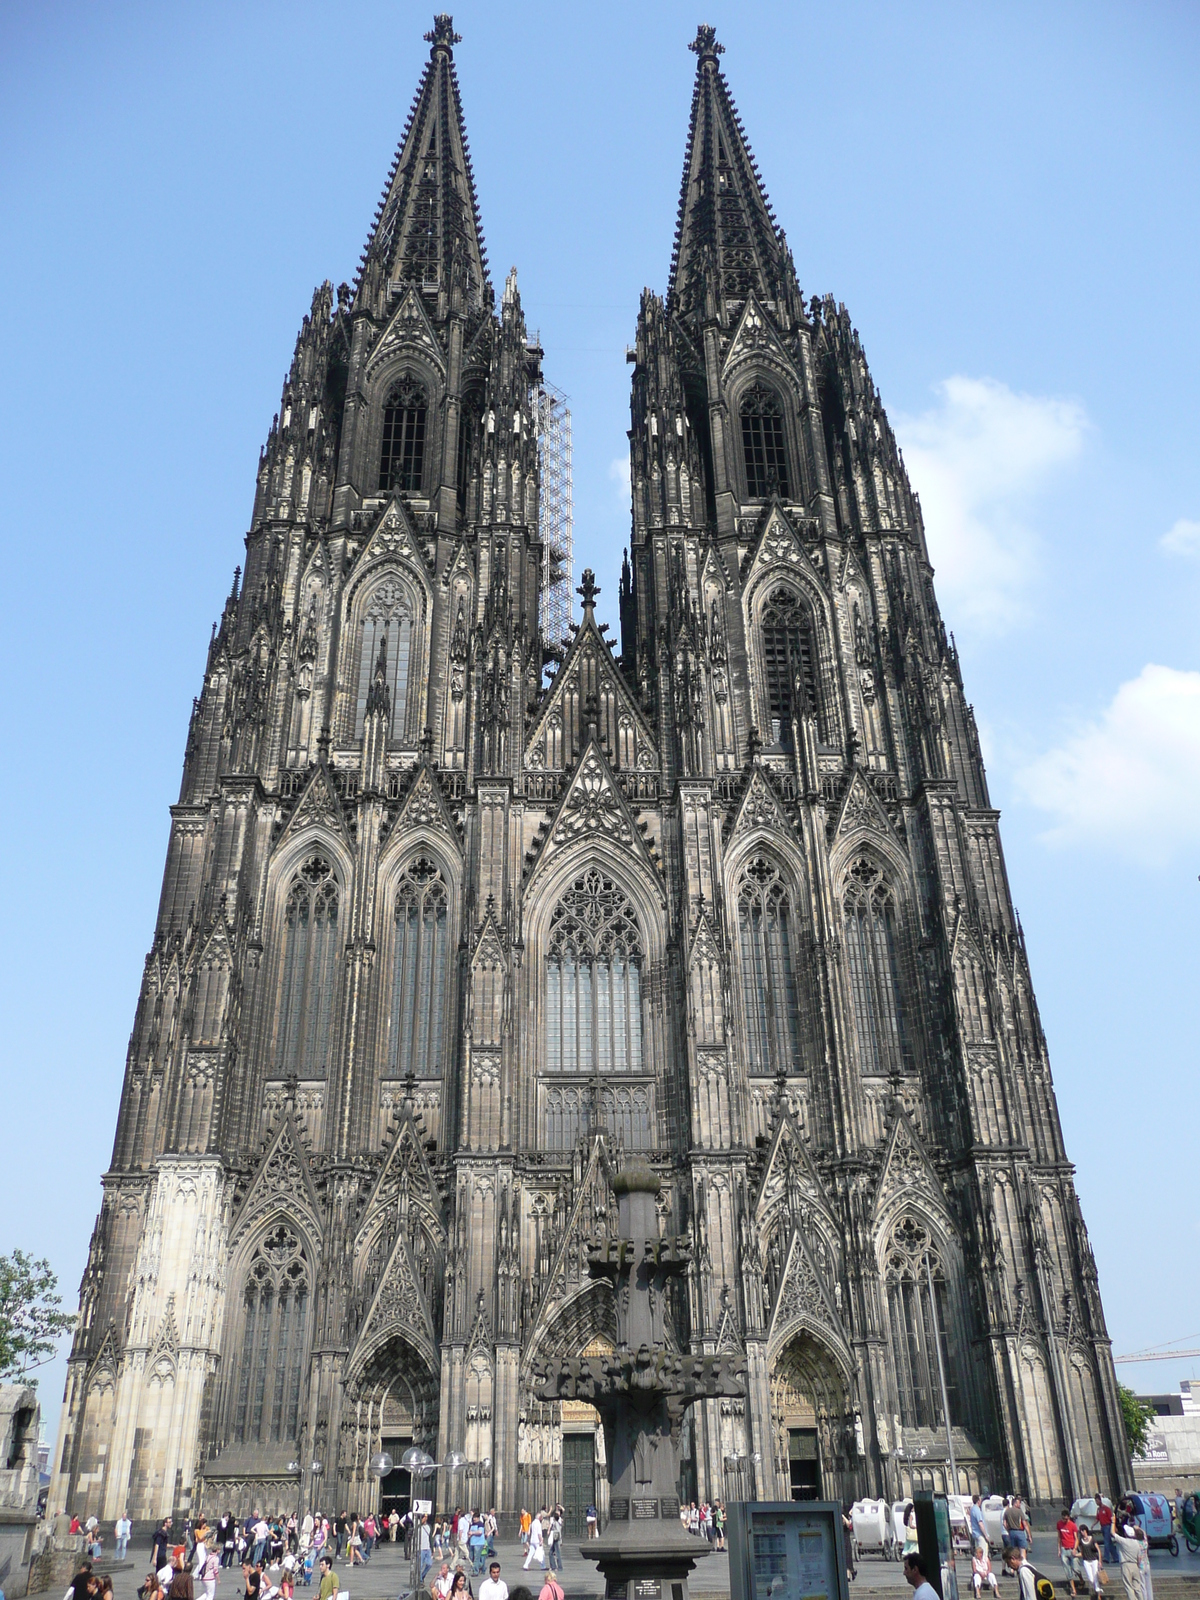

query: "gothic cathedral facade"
xmin=52 ymin=18 xmax=1129 ymax=1525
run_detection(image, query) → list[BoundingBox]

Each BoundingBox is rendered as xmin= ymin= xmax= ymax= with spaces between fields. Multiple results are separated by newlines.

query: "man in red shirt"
xmin=1096 ymin=1499 xmax=1115 ymax=1566
xmin=1056 ymin=1508 xmax=1080 ymax=1597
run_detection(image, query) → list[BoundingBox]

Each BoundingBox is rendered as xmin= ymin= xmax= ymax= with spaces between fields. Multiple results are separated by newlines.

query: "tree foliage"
xmin=1118 ymin=1382 xmax=1156 ymax=1458
xmin=0 ymin=1252 xmax=75 ymax=1385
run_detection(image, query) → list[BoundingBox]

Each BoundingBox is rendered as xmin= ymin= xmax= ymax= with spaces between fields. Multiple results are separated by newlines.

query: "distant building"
xmin=52 ymin=13 xmax=1127 ymax=1529
xmin=1133 ymin=1382 xmax=1200 ymax=1493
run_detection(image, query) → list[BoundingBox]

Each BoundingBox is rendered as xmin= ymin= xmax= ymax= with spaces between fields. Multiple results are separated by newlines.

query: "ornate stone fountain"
xmin=534 ymin=1156 xmax=744 ymax=1600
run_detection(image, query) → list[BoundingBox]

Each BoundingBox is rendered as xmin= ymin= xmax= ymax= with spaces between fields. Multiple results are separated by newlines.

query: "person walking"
xmin=417 ymin=1514 xmax=432 ymax=1583
xmin=114 ymin=1513 xmax=131 ymax=1563
xmin=546 ymin=1508 xmax=563 ymax=1573
xmin=969 ymin=1497 xmax=987 ymax=1553
xmin=469 ymin=1511 xmax=487 ymax=1574
xmin=519 ymin=1509 xmax=531 ymax=1554
xmin=1097 ymin=1499 xmax=1116 ymax=1569
xmin=537 ymin=1575 xmax=564 ymax=1600
xmin=388 ymin=1509 xmax=399 ymax=1544
xmin=153 ymin=1521 xmax=173 ymax=1572
xmin=1078 ymin=1524 xmax=1104 ymax=1598
xmin=198 ymin=1545 xmax=220 ymax=1600
xmin=523 ymin=1510 xmax=545 ymax=1571
xmin=1057 ymin=1507 xmax=1081 ymax=1597
xmin=586 ymin=1503 xmax=598 ymax=1540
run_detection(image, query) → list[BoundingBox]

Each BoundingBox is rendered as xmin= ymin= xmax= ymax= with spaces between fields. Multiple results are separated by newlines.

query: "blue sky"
xmin=2 ymin=0 xmax=1198 ymax=1444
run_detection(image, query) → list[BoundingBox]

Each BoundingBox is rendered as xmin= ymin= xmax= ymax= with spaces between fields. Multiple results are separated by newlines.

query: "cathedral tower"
xmin=53 ymin=19 xmax=1126 ymax=1528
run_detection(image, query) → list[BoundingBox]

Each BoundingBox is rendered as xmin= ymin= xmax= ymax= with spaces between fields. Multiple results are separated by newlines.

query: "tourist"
xmin=1057 ymin=1506 xmax=1081 ymax=1597
xmin=115 ymin=1512 xmax=132 ymax=1563
xmin=1110 ymin=1519 xmax=1144 ymax=1600
xmin=251 ymin=1520 xmax=270 ymax=1569
xmin=455 ymin=1507 xmax=471 ymax=1568
xmin=433 ymin=1563 xmax=453 ymax=1599
xmin=545 ymin=1508 xmax=563 ymax=1573
xmin=418 ymin=1513 xmax=433 ymax=1582
xmin=485 ymin=1509 xmax=499 ymax=1558
xmin=469 ymin=1511 xmax=487 ymax=1573
xmin=316 ymin=1555 xmax=338 ymax=1600
xmin=198 ymin=1543 xmax=221 ymax=1600
xmin=449 ymin=1572 xmax=470 ymax=1600
xmin=153 ymin=1522 xmax=173 ymax=1571
xmin=972 ymin=1544 xmax=999 ymax=1597
xmin=523 ymin=1510 xmax=545 ymax=1571
xmin=519 ymin=1509 xmax=531 ymax=1553
xmin=1078 ymin=1524 xmax=1104 ymax=1598
xmin=713 ymin=1502 xmax=725 ymax=1551
xmin=363 ymin=1513 xmax=378 ymax=1563
xmin=242 ymin=1561 xmax=262 ymax=1600
xmin=902 ymin=1504 xmax=918 ymax=1559
xmin=1004 ymin=1499 xmax=1028 ymax=1555
xmin=536 ymin=1574 xmax=564 ymax=1600
xmin=586 ymin=1503 xmax=598 ymax=1540
xmin=169 ymin=1548 xmax=195 ymax=1600
xmin=388 ymin=1509 xmax=400 ymax=1544
xmin=1097 ymin=1498 xmax=1116 ymax=1567
xmin=346 ymin=1519 xmax=363 ymax=1567
xmin=479 ymin=1561 xmax=508 ymax=1600
xmin=970 ymin=1497 xmax=987 ymax=1553
xmin=904 ymin=1553 xmax=939 ymax=1600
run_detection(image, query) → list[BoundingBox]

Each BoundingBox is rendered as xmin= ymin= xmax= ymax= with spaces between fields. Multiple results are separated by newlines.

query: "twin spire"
xmin=354 ymin=13 xmax=490 ymax=315
xmin=357 ymin=18 xmax=784 ymax=320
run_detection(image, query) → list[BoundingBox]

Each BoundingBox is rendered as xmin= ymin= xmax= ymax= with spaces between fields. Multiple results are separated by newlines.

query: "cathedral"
xmin=52 ymin=17 xmax=1130 ymax=1531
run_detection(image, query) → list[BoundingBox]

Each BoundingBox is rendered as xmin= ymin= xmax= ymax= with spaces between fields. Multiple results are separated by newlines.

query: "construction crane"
xmin=1113 ymin=1341 xmax=1200 ymax=1363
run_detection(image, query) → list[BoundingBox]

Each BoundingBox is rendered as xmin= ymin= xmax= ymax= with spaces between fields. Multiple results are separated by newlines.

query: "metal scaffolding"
xmin=535 ymin=380 xmax=573 ymax=651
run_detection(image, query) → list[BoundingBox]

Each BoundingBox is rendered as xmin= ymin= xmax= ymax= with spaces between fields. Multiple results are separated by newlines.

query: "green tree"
xmin=1117 ymin=1382 xmax=1155 ymax=1459
xmin=0 ymin=1252 xmax=75 ymax=1384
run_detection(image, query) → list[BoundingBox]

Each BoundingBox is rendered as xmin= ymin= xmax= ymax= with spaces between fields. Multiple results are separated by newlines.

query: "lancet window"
xmin=388 ymin=857 xmax=449 ymax=1080
xmin=544 ymin=871 xmax=644 ymax=1076
xmin=736 ymin=856 xmax=802 ymax=1076
xmin=354 ymin=580 xmax=412 ymax=740
xmin=883 ymin=1217 xmax=963 ymax=1430
xmin=379 ymin=375 xmax=427 ymax=494
xmin=275 ymin=856 xmax=339 ymax=1079
xmin=843 ymin=857 xmax=910 ymax=1074
xmin=761 ymin=587 xmax=819 ymax=744
xmin=232 ymin=1224 xmax=310 ymax=1445
xmin=740 ymin=382 xmax=790 ymax=498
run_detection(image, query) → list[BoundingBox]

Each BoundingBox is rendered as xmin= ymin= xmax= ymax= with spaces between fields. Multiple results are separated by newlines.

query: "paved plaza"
xmin=90 ymin=1529 xmax=1200 ymax=1600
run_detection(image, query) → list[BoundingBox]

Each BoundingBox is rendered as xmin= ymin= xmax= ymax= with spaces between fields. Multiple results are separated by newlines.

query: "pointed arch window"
xmin=276 ymin=856 xmax=339 ymax=1079
xmin=843 ymin=857 xmax=910 ymax=1074
xmin=883 ymin=1217 xmax=963 ymax=1430
xmin=232 ymin=1224 xmax=309 ymax=1445
xmin=379 ymin=375 xmax=427 ymax=494
xmin=388 ymin=857 xmax=449 ymax=1080
xmin=545 ymin=870 xmax=644 ymax=1076
xmin=355 ymin=579 xmax=413 ymax=740
xmin=761 ymin=587 xmax=819 ymax=745
xmin=740 ymin=382 xmax=790 ymax=498
xmin=736 ymin=856 xmax=802 ymax=1076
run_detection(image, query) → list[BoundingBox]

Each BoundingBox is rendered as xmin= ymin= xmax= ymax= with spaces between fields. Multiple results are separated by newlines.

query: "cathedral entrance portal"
xmin=343 ymin=1333 xmax=439 ymax=1514
xmin=771 ymin=1331 xmax=859 ymax=1505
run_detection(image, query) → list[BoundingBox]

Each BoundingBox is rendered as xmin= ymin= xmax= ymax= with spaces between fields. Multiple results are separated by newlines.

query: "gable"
xmin=231 ymin=1116 xmax=322 ymax=1248
xmin=742 ymin=503 xmax=826 ymax=596
xmin=526 ymin=610 xmax=655 ymax=772
xmin=390 ymin=764 xmax=462 ymax=850
xmin=754 ymin=1115 xmax=834 ymax=1228
xmin=525 ymin=738 xmax=662 ymax=888
xmin=873 ymin=1112 xmax=947 ymax=1222
xmin=276 ymin=763 xmax=350 ymax=851
xmin=723 ymin=293 xmax=798 ymax=380
xmin=357 ymin=1113 xmax=443 ymax=1250
xmin=350 ymin=496 xmax=434 ymax=586
xmin=834 ymin=769 xmax=895 ymax=842
xmin=365 ymin=285 xmax=447 ymax=381
xmin=768 ymin=1227 xmax=849 ymax=1358
xmin=726 ymin=764 xmax=792 ymax=845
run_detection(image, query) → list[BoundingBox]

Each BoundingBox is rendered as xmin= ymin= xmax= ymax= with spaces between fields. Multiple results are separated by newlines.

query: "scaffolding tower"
xmin=535 ymin=380 xmax=573 ymax=651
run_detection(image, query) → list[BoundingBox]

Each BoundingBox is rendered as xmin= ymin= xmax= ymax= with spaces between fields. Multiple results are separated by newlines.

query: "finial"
xmin=746 ymin=726 xmax=762 ymax=763
xmin=419 ymin=725 xmax=435 ymax=756
xmin=424 ymin=14 xmax=461 ymax=51
xmin=577 ymin=569 xmax=599 ymax=612
xmin=689 ymin=23 xmax=724 ymax=59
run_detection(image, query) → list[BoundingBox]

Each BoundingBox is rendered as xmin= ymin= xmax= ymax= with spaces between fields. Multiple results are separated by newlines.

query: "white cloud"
xmin=1161 ymin=517 xmax=1200 ymax=559
xmin=895 ymin=377 xmax=1087 ymax=632
xmin=609 ymin=454 xmax=631 ymax=496
xmin=1016 ymin=663 xmax=1200 ymax=864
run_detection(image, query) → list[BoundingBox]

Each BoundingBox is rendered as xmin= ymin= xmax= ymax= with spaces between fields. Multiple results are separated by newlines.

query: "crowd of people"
xmin=676 ymin=1500 xmax=727 ymax=1548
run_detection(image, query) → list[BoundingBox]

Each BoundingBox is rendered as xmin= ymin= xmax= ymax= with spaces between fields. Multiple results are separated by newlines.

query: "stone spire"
xmin=353 ymin=13 xmax=490 ymax=316
xmin=668 ymin=24 xmax=785 ymax=319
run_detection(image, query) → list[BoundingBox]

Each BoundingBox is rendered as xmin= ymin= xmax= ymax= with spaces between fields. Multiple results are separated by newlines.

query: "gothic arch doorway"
xmin=771 ymin=1330 xmax=860 ymax=1505
xmin=340 ymin=1333 xmax=440 ymax=1515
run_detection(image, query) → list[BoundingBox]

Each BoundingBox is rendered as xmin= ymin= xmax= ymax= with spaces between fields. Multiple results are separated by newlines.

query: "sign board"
xmin=414 ymin=1498 xmax=433 ymax=1516
xmin=914 ymin=1493 xmax=958 ymax=1600
xmin=1134 ymin=1433 xmax=1170 ymax=1464
xmin=727 ymin=1501 xmax=849 ymax=1600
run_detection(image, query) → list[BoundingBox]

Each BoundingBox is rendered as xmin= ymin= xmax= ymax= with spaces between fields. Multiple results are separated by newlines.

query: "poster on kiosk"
xmin=727 ymin=1502 xmax=851 ymax=1600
